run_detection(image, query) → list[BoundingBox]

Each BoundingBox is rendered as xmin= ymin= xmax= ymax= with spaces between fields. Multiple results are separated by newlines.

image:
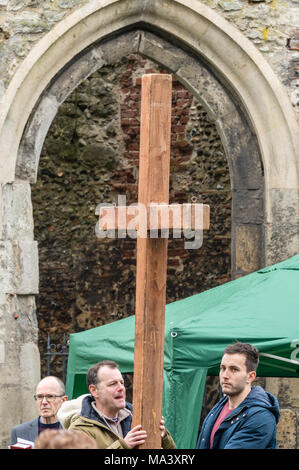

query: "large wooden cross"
xmin=97 ymin=74 xmax=209 ymax=448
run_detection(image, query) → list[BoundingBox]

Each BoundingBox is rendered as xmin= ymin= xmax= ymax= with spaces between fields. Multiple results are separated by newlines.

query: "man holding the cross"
xmin=95 ymin=74 xmax=209 ymax=449
xmin=61 ymin=360 xmax=176 ymax=449
xmin=62 ymin=73 xmax=208 ymax=449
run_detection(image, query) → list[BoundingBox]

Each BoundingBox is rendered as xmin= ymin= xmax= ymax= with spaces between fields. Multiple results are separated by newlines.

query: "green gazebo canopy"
xmin=65 ymin=254 xmax=299 ymax=448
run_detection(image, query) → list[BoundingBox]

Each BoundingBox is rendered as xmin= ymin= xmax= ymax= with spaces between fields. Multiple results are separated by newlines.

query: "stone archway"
xmin=16 ymin=29 xmax=265 ymax=279
xmin=0 ymin=0 xmax=298 ymax=448
xmin=0 ymin=0 xmax=298 ymax=259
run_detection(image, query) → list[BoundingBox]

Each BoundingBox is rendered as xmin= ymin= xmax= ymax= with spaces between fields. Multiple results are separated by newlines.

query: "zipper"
xmin=223 ymin=406 xmax=247 ymax=422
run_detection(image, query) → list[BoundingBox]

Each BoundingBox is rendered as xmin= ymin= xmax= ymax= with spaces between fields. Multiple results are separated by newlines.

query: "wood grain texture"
xmin=132 ymin=74 xmax=172 ymax=449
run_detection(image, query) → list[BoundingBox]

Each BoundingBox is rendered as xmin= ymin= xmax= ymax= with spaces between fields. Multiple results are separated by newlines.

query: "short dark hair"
xmin=86 ymin=360 xmax=120 ymax=388
xmin=223 ymin=342 xmax=259 ymax=372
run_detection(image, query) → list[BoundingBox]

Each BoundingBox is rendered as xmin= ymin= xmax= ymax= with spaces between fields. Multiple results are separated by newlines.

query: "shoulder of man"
xmin=69 ymin=414 xmax=131 ymax=449
xmin=242 ymin=386 xmax=280 ymax=423
xmin=11 ymin=417 xmax=39 ymax=431
xmin=68 ymin=413 xmax=100 ymax=428
xmin=57 ymin=394 xmax=89 ymax=428
xmin=10 ymin=417 xmax=39 ymax=446
xmin=162 ymin=428 xmax=176 ymax=449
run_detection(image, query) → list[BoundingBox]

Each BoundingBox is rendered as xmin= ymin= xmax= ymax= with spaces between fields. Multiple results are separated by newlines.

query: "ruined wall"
xmin=31 ymin=54 xmax=231 ymax=375
xmin=31 ymin=52 xmax=299 ymax=449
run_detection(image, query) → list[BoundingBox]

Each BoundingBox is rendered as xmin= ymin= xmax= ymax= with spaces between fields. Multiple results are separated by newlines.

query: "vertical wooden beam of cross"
xmin=96 ymin=74 xmax=210 ymax=449
xmin=131 ymin=74 xmax=172 ymax=449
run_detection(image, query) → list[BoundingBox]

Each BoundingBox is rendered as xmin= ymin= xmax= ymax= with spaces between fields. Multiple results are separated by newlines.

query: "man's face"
xmin=35 ymin=377 xmax=67 ymax=422
xmin=219 ymin=353 xmax=253 ymax=397
xmin=91 ymin=366 xmax=126 ymax=417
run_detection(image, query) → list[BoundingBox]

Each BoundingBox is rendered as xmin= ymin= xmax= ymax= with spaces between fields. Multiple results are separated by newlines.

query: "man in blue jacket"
xmin=197 ymin=342 xmax=280 ymax=449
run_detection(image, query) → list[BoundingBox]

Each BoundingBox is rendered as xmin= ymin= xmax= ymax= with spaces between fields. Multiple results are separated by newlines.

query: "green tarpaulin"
xmin=65 ymin=254 xmax=299 ymax=448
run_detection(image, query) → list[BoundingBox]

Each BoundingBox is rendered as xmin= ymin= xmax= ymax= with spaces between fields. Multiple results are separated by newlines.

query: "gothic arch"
xmin=0 ymin=0 xmax=298 ymax=265
xmin=14 ymin=28 xmax=264 ymax=278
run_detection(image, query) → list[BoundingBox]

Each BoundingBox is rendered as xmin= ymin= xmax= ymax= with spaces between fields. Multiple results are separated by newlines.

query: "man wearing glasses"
xmin=10 ymin=376 xmax=68 ymax=447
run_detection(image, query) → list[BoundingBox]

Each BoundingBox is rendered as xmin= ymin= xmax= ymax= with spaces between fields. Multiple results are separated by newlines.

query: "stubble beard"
xmin=221 ymin=379 xmax=247 ymax=397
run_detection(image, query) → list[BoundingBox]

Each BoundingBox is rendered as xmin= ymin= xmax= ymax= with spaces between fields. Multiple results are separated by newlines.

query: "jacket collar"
xmin=81 ymin=395 xmax=133 ymax=436
xmin=91 ymin=401 xmax=132 ymax=423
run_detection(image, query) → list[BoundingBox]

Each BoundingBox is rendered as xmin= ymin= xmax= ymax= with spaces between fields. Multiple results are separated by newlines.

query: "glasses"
xmin=34 ymin=394 xmax=64 ymax=402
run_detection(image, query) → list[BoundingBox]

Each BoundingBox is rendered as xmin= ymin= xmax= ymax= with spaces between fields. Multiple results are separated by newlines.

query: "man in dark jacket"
xmin=197 ymin=342 xmax=280 ymax=449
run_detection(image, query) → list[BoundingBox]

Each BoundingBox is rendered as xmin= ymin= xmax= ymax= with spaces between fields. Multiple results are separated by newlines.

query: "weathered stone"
xmin=100 ymin=31 xmax=140 ymax=65
xmin=17 ymin=241 xmax=39 ymax=294
xmin=234 ymin=225 xmax=261 ymax=274
xmin=43 ymin=10 xmax=66 ymax=24
xmin=0 ymin=340 xmax=4 ymax=364
xmin=0 ymin=81 xmax=5 ymax=101
xmin=233 ymin=189 xmax=264 ymax=224
xmin=218 ymin=115 xmax=263 ymax=191
xmin=219 ymin=0 xmax=243 ymax=11
xmin=278 ymin=378 xmax=299 ymax=408
xmin=5 ymin=11 xmax=50 ymax=34
xmin=16 ymin=95 xmax=59 ymax=182
xmin=7 ymin=0 xmax=25 ymax=11
xmin=0 ymin=381 xmax=20 ymax=448
xmin=266 ymin=189 xmax=299 ymax=265
xmin=48 ymin=48 xmax=106 ymax=105
xmin=277 ymin=408 xmax=297 ymax=449
xmin=176 ymin=59 xmax=232 ymax=121
xmin=12 ymin=294 xmax=39 ymax=344
xmin=0 ymin=240 xmax=38 ymax=294
xmin=0 ymin=241 xmax=14 ymax=293
xmin=0 ymin=292 xmax=38 ymax=448
xmin=265 ymin=377 xmax=280 ymax=397
xmin=1 ymin=183 xmax=34 ymax=240
xmin=139 ymin=31 xmax=192 ymax=74
xmin=80 ymin=144 xmax=118 ymax=170
xmin=0 ymin=294 xmax=6 ymax=364
xmin=58 ymin=0 xmax=86 ymax=8
xmin=9 ymin=35 xmax=30 ymax=58
xmin=19 ymin=342 xmax=40 ymax=421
